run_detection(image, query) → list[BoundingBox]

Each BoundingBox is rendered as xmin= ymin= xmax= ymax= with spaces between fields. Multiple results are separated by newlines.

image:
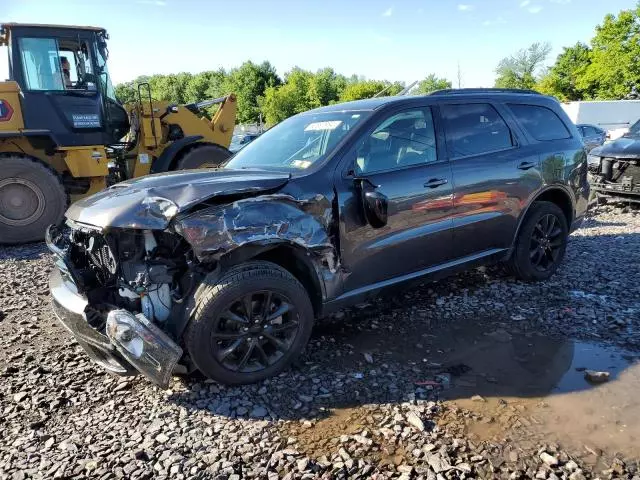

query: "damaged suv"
xmin=588 ymin=118 xmax=640 ymax=202
xmin=48 ymin=89 xmax=589 ymax=388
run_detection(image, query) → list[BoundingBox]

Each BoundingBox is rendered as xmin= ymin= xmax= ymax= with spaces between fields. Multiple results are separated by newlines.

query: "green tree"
xmin=578 ymin=6 xmax=640 ymax=99
xmin=183 ymin=70 xmax=226 ymax=103
xmin=223 ymin=61 xmax=281 ymax=123
xmin=339 ymin=80 xmax=403 ymax=102
xmin=494 ymin=42 xmax=551 ymax=89
xmin=148 ymin=73 xmax=192 ymax=103
xmin=415 ymin=74 xmax=452 ymax=94
xmin=115 ymin=81 xmax=137 ymax=104
xmin=307 ymin=68 xmax=346 ymax=107
xmin=260 ymin=67 xmax=314 ymax=124
xmin=536 ymin=42 xmax=592 ymax=100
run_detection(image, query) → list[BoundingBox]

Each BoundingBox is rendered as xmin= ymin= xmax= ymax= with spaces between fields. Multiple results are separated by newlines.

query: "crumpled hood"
xmin=66 ymin=169 xmax=290 ymax=229
xmin=591 ymin=136 xmax=640 ymax=159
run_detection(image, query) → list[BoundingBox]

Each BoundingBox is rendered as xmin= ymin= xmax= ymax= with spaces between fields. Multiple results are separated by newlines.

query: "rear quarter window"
xmin=508 ymin=104 xmax=571 ymax=141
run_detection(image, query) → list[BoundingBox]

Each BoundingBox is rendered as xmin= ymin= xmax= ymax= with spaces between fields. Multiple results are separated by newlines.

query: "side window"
xmin=356 ymin=108 xmax=437 ymax=174
xmin=508 ymin=104 xmax=571 ymax=141
xmin=59 ymin=50 xmax=78 ymax=85
xmin=585 ymin=126 xmax=599 ymax=136
xmin=19 ymin=37 xmax=65 ymax=91
xmin=441 ymin=103 xmax=514 ymax=158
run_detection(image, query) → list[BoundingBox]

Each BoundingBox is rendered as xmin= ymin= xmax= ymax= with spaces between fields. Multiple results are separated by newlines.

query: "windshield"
xmin=628 ymin=118 xmax=640 ymax=137
xmin=18 ymin=37 xmax=97 ymax=92
xmin=225 ymin=111 xmax=369 ymax=171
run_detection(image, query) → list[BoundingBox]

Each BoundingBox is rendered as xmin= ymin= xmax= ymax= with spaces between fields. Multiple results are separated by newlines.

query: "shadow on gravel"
xmin=576 ymin=218 xmax=628 ymax=229
xmin=0 ymin=241 xmax=49 ymax=260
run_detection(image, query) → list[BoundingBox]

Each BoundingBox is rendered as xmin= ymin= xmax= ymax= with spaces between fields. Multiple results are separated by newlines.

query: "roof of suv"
xmin=305 ymin=88 xmax=554 ymax=114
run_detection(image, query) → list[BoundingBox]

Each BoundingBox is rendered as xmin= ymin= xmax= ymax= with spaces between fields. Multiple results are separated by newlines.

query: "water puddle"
xmin=293 ymin=316 xmax=640 ymax=463
xmin=435 ymin=329 xmax=640 ymax=459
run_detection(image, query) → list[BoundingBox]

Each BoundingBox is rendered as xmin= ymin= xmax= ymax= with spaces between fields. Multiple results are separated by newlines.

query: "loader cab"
xmin=1 ymin=23 xmax=129 ymax=147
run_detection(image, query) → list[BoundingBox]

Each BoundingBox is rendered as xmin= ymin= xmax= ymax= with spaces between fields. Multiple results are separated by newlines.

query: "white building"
xmin=561 ymin=100 xmax=640 ymax=139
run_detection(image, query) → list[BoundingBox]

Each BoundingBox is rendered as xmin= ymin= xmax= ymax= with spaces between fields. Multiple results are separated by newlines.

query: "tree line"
xmin=496 ymin=4 xmax=640 ymax=100
xmin=115 ymin=4 xmax=639 ymax=125
xmin=115 ymin=64 xmax=451 ymax=125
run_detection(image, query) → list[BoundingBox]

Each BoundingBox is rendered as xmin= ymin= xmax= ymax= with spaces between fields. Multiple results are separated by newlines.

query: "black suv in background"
xmin=48 ymin=89 xmax=589 ymax=388
xmin=588 ymin=118 xmax=640 ymax=201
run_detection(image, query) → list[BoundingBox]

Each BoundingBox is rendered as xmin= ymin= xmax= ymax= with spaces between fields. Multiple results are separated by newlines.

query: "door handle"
xmin=424 ymin=178 xmax=448 ymax=188
xmin=517 ymin=161 xmax=536 ymax=170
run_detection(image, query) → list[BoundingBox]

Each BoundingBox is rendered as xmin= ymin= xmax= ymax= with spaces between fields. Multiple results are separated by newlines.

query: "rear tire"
xmin=506 ymin=201 xmax=569 ymax=281
xmin=175 ymin=144 xmax=232 ymax=170
xmin=185 ymin=261 xmax=314 ymax=385
xmin=0 ymin=155 xmax=67 ymax=244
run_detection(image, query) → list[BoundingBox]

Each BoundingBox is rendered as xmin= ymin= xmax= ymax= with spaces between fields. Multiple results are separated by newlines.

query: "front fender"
xmin=174 ymin=194 xmax=335 ymax=262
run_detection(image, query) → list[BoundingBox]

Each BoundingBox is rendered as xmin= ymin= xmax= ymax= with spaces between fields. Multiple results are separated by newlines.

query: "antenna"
xmin=397 ymin=80 xmax=418 ymax=96
xmin=373 ymin=84 xmax=394 ymax=98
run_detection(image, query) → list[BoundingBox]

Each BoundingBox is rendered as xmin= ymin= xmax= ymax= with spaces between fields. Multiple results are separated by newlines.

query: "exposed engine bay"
xmin=49 ymin=223 xmax=196 ymax=325
xmin=588 ymin=122 xmax=640 ymax=202
xmin=589 ymin=156 xmax=640 ymax=201
xmin=45 ymin=168 xmax=339 ymax=388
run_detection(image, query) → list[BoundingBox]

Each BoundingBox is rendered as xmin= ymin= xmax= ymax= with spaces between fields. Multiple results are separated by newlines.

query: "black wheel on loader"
xmin=175 ymin=143 xmax=232 ymax=170
xmin=0 ymin=155 xmax=67 ymax=244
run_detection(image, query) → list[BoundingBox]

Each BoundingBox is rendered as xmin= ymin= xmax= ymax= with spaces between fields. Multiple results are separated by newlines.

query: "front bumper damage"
xmin=590 ymin=181 xmax=640 ymax=203
xmin=47 ymin=228 xmax=182 ymax=388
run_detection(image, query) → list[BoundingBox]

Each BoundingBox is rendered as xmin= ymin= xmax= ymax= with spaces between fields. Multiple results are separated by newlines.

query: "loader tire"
xmin=175 ymin=144 xmax=232 ymax=170
xmin=0 ymin=155 xmax=67 ymax=244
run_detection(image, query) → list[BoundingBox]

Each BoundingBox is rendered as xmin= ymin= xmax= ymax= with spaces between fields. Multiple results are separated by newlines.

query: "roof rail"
xmin=429 ymin=88 xmax=542 ymax=96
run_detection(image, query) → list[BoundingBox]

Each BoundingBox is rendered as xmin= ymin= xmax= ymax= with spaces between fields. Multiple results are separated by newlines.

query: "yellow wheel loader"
xmin=0 ymin=23 xmax=237 ymax=244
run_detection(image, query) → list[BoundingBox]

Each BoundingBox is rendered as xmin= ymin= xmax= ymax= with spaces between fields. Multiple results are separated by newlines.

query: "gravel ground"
xmin=1 ymin=205 xmax=639 ymax=480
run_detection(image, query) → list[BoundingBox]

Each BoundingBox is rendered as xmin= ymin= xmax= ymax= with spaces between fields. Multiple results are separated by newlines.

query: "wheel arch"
xmin=220 ymin=241 xmax=326 ymax=317
xmin=510 ymin=186 xmax=574 ymax=252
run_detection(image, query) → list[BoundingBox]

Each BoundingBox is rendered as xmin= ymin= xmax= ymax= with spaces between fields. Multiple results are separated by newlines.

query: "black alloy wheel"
xmin=212 ymin=291 xmax=300 ymax=373
xmin=506 ymin=201 xmax=569 ymax=281
xmin=185 ymin=261 xmax=314 ymax=384
xmin=529 ymin=213 xmax=564 ymax=272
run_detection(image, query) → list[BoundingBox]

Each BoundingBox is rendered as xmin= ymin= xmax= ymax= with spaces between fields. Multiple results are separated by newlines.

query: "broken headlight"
xmin=141 ymin=196 xmax=179 ymax=221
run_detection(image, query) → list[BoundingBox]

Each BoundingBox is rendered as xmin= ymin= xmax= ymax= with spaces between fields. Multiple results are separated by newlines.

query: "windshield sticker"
xmin=304 ymin=120 xmax=343 ymax=131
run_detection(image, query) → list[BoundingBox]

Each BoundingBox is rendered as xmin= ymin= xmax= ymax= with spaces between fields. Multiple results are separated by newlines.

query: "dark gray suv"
xmin=47 ymin=89 xmax=589 ymax=387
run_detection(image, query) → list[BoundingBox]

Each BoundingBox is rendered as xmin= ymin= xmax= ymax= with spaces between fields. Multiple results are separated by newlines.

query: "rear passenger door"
xmin=440 ymin=102 xmax=542 ymax=259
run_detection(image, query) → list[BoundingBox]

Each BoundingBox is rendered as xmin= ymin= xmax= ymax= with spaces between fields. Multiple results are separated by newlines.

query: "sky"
xmin=1 ymin=0 xmax=636 ymax=87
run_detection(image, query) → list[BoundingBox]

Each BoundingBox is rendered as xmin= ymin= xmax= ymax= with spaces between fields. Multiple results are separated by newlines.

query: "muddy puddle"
xmin=441 ymin=333 xmax=640 ymax=460
xmin=291 ymin=316 xmax=640 ymax=463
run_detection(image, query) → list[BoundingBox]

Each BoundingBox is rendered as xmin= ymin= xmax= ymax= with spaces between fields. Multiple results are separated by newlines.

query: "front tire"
xmin=185 ymin=261 xmax=314 ymax=385
xmin=0 ymin=155 xmax=67 ymax=244
xmin=506 ymin=201 xmax=569 ymax=281
xmin=175 ymin=144 xmax=232 ymax=170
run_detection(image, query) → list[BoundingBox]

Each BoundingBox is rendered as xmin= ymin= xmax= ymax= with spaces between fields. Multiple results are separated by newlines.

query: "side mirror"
xmin=355 ymin=178 xmax=388 ymax=228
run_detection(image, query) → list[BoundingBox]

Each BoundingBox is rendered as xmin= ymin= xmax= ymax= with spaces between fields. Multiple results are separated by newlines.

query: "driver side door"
xmin=335 ymin=106 xmax=455 ymax=295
